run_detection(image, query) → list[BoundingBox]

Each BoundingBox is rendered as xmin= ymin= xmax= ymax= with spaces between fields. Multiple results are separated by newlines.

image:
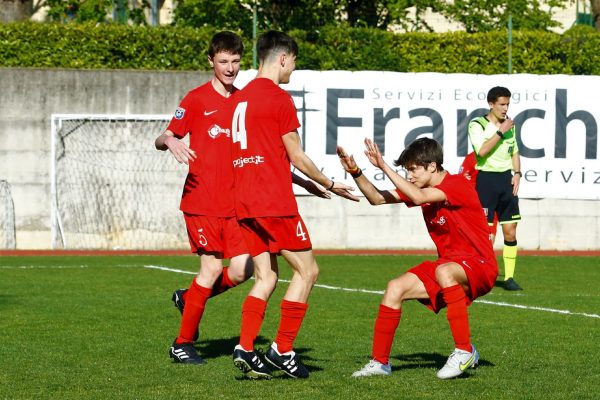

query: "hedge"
xmin=1 ymin=21 xmax=599 ymax=74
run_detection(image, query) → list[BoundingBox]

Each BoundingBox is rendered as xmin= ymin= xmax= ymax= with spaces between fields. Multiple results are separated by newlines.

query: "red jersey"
xmin=167 ymin=82 xmax=235 ymax=217
xmin=230 ymin=78 xmax=301 ymax=218
xmin=397 ymin=173 xmax=495 ymax=261
xmin=458 ymin=152 xmax=478 ymax=187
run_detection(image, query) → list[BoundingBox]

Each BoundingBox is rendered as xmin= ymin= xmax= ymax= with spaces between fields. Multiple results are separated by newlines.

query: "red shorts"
xmin=238 ymin=216 xmax=313 ymax=257
xmin=408 ymin=256 xmax=498 ymax=314
xmin=183 ymin=214 xmax=248 ymax=259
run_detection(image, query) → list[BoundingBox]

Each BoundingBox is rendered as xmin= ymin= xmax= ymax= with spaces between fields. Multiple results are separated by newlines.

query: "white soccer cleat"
xmin=436 ymin=345 xmax=479 ymax=379
xmin=352 ymin=359 xmax=392 ymax=377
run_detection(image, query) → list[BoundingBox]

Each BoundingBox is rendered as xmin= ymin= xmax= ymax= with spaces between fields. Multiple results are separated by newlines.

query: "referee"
xmin=468 ymin=86 xmax=523 ymax=291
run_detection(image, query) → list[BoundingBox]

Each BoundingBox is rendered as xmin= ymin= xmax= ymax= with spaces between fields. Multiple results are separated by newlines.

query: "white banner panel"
xmin=235 ymin=71 xmax=600 ymax=200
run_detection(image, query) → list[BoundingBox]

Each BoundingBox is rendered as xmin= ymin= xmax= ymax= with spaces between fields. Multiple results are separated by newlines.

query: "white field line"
xmin=144 ymin=265 xmax=600 ymax=320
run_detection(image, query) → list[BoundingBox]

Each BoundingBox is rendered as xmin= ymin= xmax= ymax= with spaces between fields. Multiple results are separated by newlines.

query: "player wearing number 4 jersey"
xmin=155 ymin=31 xmax=330 ymax=367
xmin=337 ymin=137 xmax=498 ymax=379
xmin=229 ymin=30 xmax=359 ymax=380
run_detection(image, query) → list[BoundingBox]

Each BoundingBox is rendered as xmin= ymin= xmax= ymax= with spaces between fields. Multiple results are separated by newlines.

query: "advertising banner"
xmin=235 ymin=71 xmax=600 ymax=200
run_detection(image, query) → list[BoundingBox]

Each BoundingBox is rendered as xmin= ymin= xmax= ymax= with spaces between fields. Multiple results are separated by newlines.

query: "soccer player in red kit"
xmin=459 ymin=152 xmax=499 ymax=240
xmin=155 ymin=32 xmax=329 ymax=366
xmin=155 ymin=31 xmax=250 ymax=365
xmin=337 ymin=137 xmax=498 ymax=380
xmin=229 ymin=30 xmax=359 ymax=379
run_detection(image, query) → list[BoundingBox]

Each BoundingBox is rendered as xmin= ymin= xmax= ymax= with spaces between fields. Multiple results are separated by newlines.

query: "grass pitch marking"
xmin=144 ymin=265 xmax=600 ymax=320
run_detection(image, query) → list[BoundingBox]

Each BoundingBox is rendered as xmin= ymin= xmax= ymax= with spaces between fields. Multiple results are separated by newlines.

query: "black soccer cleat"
xmin=171 ymin=288 xmax=187 ymax=314
xmin=171 ymin=288 xmax=199 ymax=341
xmin=232 ymin=345 xmax=272 ymax=379
xmin=169 ymin=341 xmax=206 ymax=365
xmin=504 ymin=278 xmax=523 ymax=291
xmin=264 ymin=343 xmax=309 ymax=379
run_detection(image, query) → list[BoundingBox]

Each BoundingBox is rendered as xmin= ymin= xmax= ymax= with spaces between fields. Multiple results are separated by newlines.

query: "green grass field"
xmin=1 ymin=254 xmax=599 ymax=399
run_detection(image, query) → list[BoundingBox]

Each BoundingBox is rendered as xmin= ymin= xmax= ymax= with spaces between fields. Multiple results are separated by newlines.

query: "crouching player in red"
xmin=337 ymin=137 xmax=498 ymax=379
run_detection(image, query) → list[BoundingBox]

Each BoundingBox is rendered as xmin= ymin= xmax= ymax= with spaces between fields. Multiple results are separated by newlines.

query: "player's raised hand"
xmin=336 ymin=146 xmax=358 ymax=172
xmin=364 ymin=138 xmax=386 ymax=169
xmin=165 ymin=135 xmax=197 ymax=164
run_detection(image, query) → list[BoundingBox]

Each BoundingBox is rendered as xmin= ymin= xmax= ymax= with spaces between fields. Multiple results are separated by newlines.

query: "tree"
xmin=0 ymin=0 xmax=33 ymax=22
xmin=592 ymin=0 xmax=600 ymax=31
xmin=440 ymin=0 xmax=572 ymax=33
xmin=172 ymin=0 xmax=339 ymax=36
xmin=0 ymin=0 xmax=151 ymax=24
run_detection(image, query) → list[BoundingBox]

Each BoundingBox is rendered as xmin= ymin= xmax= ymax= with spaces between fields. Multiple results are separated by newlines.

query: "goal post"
xmin=0 ymin=180 xmax=16 ymax=249
xmin=50 ymin=114 xmax=189 ymax=250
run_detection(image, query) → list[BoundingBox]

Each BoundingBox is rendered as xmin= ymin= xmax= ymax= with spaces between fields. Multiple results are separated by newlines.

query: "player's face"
xmin=489 ymin=96 xmax=510 ymax=121
xmin=209 ymin=51 xmax=241 ymax=88
xmin=280 ymin=53 xmax=296 ymax=84
xmin=405 ymin=164 xmax=431 ymax=188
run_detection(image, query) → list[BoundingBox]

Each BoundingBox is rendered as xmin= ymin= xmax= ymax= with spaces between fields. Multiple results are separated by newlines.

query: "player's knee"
xmin=434 ymin=264 xmax=457 ymax=287
xmin=301 ymin=262 xmax=319 ymax=285
xmin=226 ymin=263 xmax=251 ymax=284
xmin=384 ymin=279 xmax=405 ymax=302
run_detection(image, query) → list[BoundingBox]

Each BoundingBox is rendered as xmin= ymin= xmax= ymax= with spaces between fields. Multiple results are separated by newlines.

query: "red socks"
xmin=210 ymin=266 xmax=238 ymax=298
xmin=442 ymin=284 xmax=471 ymax=352
xmin=274 ymin=300 xmax=308 ymax=354
xmin=180 ymin=267 xmax=238 ymax=302
xmin=175 ymin=280 xmax=212 ymax=344
xmin=239 ymin=296 xmax=267 ymax=350
xmin=371 ymin=304 xmax=401 ymax=365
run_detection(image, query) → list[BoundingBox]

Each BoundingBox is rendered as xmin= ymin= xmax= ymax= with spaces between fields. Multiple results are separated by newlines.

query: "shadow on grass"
xmin=392 ymin=352 xmax=495 ymax=372
xmin=494 ymin=279 xmax=506 ymax=289
xmin=196 ymin=336 xmax=322 ymax=377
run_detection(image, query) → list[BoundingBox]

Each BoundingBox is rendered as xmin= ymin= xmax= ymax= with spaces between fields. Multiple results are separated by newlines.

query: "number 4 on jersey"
xmin=232 ymin=101 xmax=248 ymax=150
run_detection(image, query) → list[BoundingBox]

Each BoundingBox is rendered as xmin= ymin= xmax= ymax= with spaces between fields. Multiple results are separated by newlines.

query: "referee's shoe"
xmin=504 ymin=278 xmax=523 ymax=291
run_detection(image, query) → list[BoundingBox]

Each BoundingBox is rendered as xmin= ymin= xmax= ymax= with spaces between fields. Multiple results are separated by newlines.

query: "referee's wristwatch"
xmin=496 ymin=130 xmax=505 ymax=139
xmin=513 ymin=171 xmax=522 ymax=177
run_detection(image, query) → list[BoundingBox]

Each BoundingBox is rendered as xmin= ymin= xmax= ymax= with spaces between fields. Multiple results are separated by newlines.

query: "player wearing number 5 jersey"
xmin=229 ymin=30 xmax=359 ymax=379
xmin=155 ymin=31 xmax=253 ymax=366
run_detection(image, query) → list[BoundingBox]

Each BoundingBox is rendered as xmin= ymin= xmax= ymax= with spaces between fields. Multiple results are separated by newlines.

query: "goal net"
xmin=51 ymin=114 xmax=188 ymax=250
xmin=0 ymin=180 xmax=16 ymax=249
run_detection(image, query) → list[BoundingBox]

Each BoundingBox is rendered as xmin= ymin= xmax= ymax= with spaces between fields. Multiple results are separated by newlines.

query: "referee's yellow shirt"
xmin=468 ymin=116 xmax=519 ymax=173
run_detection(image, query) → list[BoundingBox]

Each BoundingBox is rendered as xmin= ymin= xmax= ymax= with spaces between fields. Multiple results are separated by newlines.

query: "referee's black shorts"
xmin=475 ymin=170 xmax=521 ymax=224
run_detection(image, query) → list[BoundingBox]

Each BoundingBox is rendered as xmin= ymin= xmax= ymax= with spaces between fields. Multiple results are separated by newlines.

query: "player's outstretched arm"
xmin=155 ymin=130 xmax=196 ymax=165
xmin=283 ymin=131 xmax=359 ymax=202
xmin=337 ymin=146 xmax=400 ymax=205
xmin=291 ymin=172 xmax=331 ymax=199
xmin=363 ymin=138 xmax=443 ymax=205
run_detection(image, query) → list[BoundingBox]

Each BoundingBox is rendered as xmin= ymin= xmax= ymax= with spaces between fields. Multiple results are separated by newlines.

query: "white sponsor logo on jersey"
xmin=232 ymin=155 xmax=265 ymax=168
xmin=207 ymin=124 xmax=231 ymax=139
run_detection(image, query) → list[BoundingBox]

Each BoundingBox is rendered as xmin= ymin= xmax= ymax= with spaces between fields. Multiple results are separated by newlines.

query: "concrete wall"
xmin=1 ymin=67 xmax=598 ymax=251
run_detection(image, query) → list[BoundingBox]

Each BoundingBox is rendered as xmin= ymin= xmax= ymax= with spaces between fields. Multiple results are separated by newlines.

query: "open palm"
xmin=364 ymin=138 xmax=386 ymax=169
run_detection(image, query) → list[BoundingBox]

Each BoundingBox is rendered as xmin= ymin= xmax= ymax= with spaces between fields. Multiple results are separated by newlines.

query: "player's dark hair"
xmin=257 ymin=30 xmax=298 ymax=62
xmin=208 ymin=31 xmax=244 ymax=58
xmin=487 ymin=86 xmax=511 ymax=103
xmin=394 ymin=137 xmax=444 ymax=172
